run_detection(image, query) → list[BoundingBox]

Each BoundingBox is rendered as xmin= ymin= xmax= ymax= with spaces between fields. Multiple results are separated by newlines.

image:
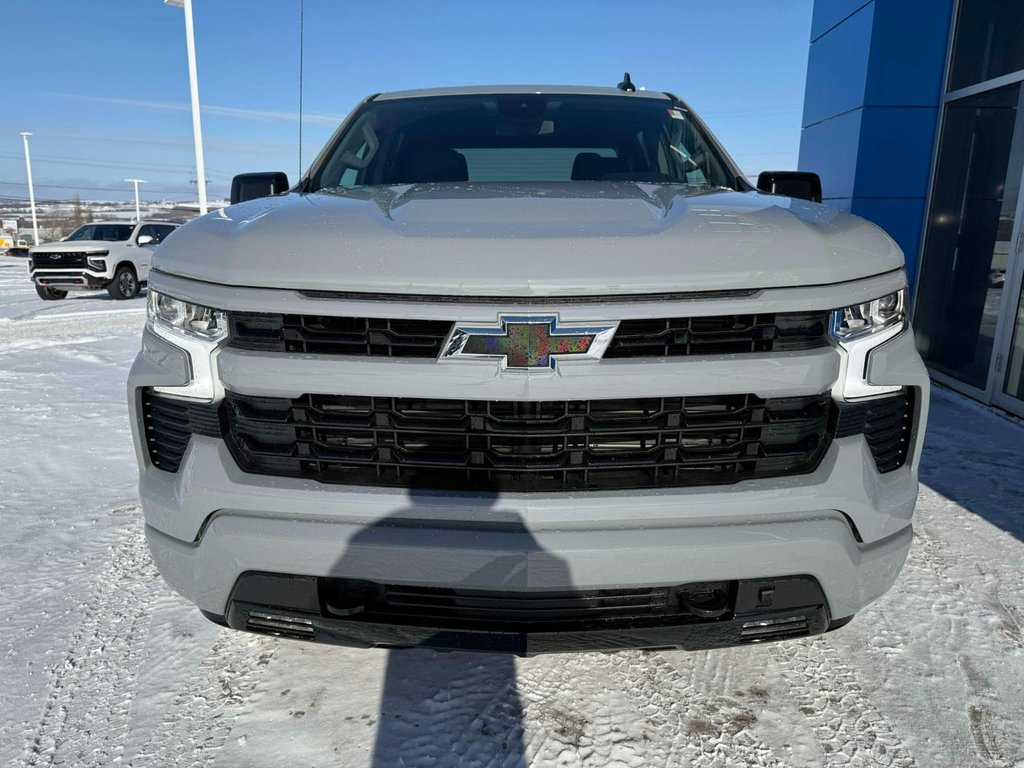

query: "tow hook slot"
xmin=678 ymin=582 xmax=732 ymax=618
xmin=320 ymin=578 xmax=382 ymax=618
xmin=324 ymin=599 xmax=367 ymax=617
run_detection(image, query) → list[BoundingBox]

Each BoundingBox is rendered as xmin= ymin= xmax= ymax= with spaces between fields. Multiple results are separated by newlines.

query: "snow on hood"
xmin=153 ymin=183 xmax=904 ymax=296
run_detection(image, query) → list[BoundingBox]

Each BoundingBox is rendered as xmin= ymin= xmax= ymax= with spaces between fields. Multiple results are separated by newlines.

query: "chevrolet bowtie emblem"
xmin=440 ymin=315 xmax=617 ymax=370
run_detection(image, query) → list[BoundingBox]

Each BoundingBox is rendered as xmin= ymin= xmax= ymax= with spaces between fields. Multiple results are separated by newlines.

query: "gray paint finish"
xmin=153 ymin=185 xmax=902 ymax=297
xmin=128 ymin=85 xmax=931 ymax=639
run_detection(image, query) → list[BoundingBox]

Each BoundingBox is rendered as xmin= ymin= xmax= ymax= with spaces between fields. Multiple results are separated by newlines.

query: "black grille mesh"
xmin=140 ymin=391 xmax=221 ymax=472
xmin=605 ymin=313 xmax=829 ymax=357
xmin=219 ymin=391 xmax=833 ymax=492
xmin=833 ymin=390 xmax=914 ymax=474
xmin=229 ymin=313 xmax=452 ymax=357
xmin=142 ymin=389 xmax=916 ymax=484
xmin=228 ymin=311 xmax=830 ymax=358
xmin=30 ymin=252 xmax=94 ymax=269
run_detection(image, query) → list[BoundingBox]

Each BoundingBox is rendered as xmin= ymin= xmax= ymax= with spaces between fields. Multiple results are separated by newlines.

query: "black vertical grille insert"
xmin=833 ymin=390 xmax=914 ymax=473
xmin=220 ymin=391 xmax=833 ymax=491
xmin=30 ymin=252 xmax=97 ymax=269
xmin=227 ymin=311 xmax=831 ymax=358
xmin=229 ymin=313 xmax=452 ymax=357
xmin=605 ymin=312 xmax=830 ymax=357
xmin=141 ymin=391 xmax=222 ymax=472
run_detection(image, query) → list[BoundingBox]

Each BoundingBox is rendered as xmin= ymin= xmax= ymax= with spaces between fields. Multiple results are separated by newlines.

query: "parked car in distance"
xmin=129 ymin=82 xmax=929 ymax=655
xmin=6 ymin=245 xmax=31 ymax=258
xmin=29 ymin=220 xmax=178 ymax=300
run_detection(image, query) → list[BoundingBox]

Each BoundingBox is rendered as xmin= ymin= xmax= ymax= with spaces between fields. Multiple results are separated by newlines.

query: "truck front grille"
xmin=605 ymin=312 xmax=829 ymax=357
xmin=227 ymin=311 xmax=830 ymax=358
xmin=30 ymin=252 xmax=93 ymax=269
xmin=229 ymin=313 xmax=453 ymax=357
xmin=319 ymin=580 xmax=733 ymax=630
xmin=219 ymin=391 xmax=833 ymax=491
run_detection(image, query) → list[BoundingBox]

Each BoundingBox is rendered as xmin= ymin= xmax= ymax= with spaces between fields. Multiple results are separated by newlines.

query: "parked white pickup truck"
xmin=29 ymin=220 xmax=178 ymax=300
xmin=129 ymin=83 xmax=929 ymax=655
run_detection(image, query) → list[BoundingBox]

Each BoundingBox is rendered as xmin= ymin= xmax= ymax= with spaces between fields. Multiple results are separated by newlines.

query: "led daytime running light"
xmin=831 ymin=289 xmax=907 ymax=343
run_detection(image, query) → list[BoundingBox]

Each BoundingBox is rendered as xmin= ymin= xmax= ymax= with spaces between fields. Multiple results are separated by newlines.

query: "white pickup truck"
xmin=29 ymin=220 xmax=178 ymax=300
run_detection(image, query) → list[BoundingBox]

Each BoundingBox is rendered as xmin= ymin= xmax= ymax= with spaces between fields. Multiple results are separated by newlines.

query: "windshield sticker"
xmin=668 ymin=109 xmax=687 ymax=121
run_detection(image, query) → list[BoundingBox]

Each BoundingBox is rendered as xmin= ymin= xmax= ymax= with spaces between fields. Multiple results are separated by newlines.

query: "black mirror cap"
xmin=756 ymin=171 xmax=823 ymax=204
xmin=230 ymin=172 xmax=290 ymax=205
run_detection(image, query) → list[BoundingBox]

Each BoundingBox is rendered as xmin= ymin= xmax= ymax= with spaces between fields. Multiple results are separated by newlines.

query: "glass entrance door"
xmin=914 ymin=83 xmax=1024 ymax=402
xmin=994 ymin=242 xmax=1024 ymax=413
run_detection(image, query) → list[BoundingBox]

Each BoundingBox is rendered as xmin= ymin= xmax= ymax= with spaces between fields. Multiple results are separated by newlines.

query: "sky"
xmin=3 ymin=0 xmax=813 ymax=204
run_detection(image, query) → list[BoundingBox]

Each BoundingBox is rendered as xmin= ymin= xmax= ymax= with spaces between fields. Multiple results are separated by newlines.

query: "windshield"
xmin=312 ymin=94 xmax=736 ymax=190
xmin=65 ymin=223 xmax=133 ymax=242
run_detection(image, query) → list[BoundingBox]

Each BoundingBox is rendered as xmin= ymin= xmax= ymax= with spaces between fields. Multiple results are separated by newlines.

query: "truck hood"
xmin=30 ymin=239 xmax=122 ymax=253
xmin=155 ymin=183 xmax=903 ymax=296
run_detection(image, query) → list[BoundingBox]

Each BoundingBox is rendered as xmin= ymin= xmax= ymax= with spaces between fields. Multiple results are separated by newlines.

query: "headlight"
xmin=830 ymin=287 xmax=908 ymax=401
xmin=831 ymin=289 xmax=906 ymax=343
xmin=86 ymin=257 xmax=107 ymax=271
xmin=148 ymin=290 xmax=228 ymax=342
xmin=148 ymin=290 xmax=227 ymax=400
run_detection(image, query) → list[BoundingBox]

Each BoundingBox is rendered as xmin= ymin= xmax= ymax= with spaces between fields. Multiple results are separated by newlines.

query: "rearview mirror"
xmin=756 ymin=171 xmax=822 ymax=204
xmin=137 ymin=234 xmax=154 ymax=246
xmin=230 ymin=171 xmax=290 ymax=205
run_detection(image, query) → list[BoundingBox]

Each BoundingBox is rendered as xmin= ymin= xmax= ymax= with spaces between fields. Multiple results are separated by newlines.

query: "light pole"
xmin=20 ymin=132 xmax=40 ymax=245
xmin=164 ymin=0 xmax=208 ymax=215
xmin=125 ymin=178 xmax=147 ymax=222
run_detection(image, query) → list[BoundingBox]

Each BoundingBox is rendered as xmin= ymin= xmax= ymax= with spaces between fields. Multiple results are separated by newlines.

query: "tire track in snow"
xmin=517 ymin=650 xmax=783 ymax=767
xmin=0 ymin=306 xmax=145 ymax=348
xmin=362 ymin=650 xmax=526 ymax=768
xmin=958 ymin=655 xmax=1017 ymax=768
xmin=607 ymin=651 xmax=781 ymax=767
xmin=904 ymin=519 xmax=1021 ymax=766
xmin=130 ymin=631 xmax=278 ymax=767
xmin=20 ymin=519 xmax=159 ymax=767
xmin=518 ymin=651 xmax=650 ymax=766
xmin=771 ymin=637 xmax=916 ymax=767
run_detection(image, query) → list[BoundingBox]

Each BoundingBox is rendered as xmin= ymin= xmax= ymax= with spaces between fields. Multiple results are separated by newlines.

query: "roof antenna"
xmin=298 ymin=0 xmax=305 ymax=184
xmin=617 ymin=72 xmax=636 ymax=92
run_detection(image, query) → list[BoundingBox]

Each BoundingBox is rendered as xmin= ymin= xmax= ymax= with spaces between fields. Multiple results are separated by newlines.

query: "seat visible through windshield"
xmin=313 ymin=93 xmax=735 ymax=190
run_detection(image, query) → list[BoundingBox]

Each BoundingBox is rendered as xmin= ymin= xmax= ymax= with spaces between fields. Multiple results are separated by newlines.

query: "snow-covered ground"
xmin=1 ymin=254 xmax=1022 ymax=767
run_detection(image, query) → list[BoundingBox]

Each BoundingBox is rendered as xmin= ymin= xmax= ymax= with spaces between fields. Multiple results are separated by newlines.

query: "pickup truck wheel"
xmin=35 ymin=285 xmax=67 ymax=301
xmin=108 ymin=266 xmax=140 ymax=300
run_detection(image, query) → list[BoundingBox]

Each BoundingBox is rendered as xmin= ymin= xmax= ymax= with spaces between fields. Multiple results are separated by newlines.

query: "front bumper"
xmin=129 ymin=272 xmax=930 ymax=649
xmin=31 ymin=269 xmax=109 ymax=289
xmin=145 ymin=482 xmax=912 ymax=643
xmin=222 ymin=571 xmax=840 ymax=655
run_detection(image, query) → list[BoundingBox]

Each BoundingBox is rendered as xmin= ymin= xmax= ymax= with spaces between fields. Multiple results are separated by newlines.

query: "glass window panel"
xmin=948 ymin=0 xmax=1024 ymax=92
xmin=914 ymin=84 xmax=1024 ymax=389
xmin=1003 ymin=286 xmax=1024 ymax=401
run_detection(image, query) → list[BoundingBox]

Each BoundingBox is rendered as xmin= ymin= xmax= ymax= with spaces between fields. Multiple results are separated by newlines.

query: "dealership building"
xmin=800 ymin=0 xmax=1024 ymax=416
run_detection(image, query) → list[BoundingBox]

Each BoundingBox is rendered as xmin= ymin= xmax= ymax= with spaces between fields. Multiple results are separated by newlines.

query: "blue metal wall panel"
xmin=799 ymin=109 xmax=862 ymax=199
xmin=802 ymin=3 xmax=874 ymax=127
xmin=853 ymin=107 xmax=940 ymax=199
xmin=866 ymin=0 xmax=953 ymax=107
xmin=810 ymin=0 xmax=872 ymax=42
xmin=800 ymin=0 xmax=954 ymax=291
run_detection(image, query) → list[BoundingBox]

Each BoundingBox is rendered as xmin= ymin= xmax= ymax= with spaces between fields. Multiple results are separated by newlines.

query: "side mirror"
xmin=137 ymin=234 xmax=154 ymax=246
xmin=756 ymin=171 xmax=822 ymax=204
xmin=230 ymin=171 xmax=290 ymax=205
